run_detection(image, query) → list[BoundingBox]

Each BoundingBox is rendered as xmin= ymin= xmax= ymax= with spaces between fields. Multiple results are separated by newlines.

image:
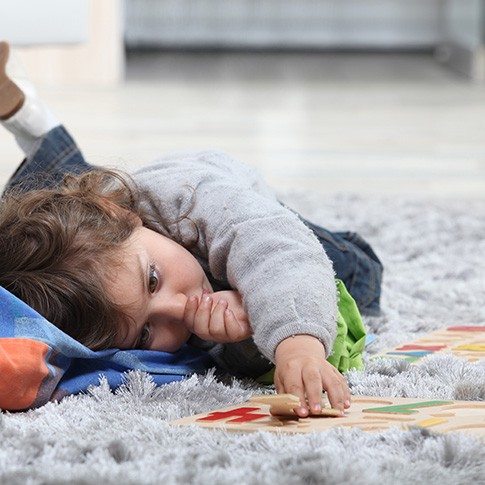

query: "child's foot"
xmin=0 ymin=42 xmax=25 ymax=120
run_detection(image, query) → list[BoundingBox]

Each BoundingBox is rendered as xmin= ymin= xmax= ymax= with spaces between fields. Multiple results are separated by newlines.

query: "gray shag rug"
xmin=2 ymin=193 xmax=485 ymax=485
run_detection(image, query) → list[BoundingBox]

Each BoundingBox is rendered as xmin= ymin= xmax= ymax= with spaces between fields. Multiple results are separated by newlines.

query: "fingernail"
xmin=344 ymin=400 xmax=351 ymax=408
xmin=311 ymin=404 xmax=322 ymax=414
xmin=297 ymin=407 xmax=309 ymax=416
xmin=203 ymin=295 xmax=211 ymax=304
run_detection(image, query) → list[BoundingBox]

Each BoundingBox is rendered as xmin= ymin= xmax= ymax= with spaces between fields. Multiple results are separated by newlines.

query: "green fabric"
xmin=326 ymin=279 xmax=367 ymax=372
xmin=256 ymin=279 xmax=367 ymax=384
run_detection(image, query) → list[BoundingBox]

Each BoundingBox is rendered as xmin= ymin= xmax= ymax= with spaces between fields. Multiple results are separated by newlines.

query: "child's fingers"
xmin=186 ymin=295 xmax=251 ymax=343
xmin=274 ymin=358 xmax=350 ymax=417
xmin=183 ymin=295 xmax=199 ymax=333
xmin=274 ymin=372 xmax=283 ymax=394
xmin=207 ymin=300 xmax=251 ymax=342
xmin=329 ymin=364 xmax=351 ymax=408
xmin=222 ymin=308 xmax=252 ymax=342
xmin=321 ymin=367 xmax=348 ymax=413
xmin=275 ymin=367 xmax=310 ymax=418
xmin=302 ymin=367 xmax=325 ymax=415
xmin=207 ymin=299 xmax=228 ymax=340
xmin=187 ymin=294 xmax=213 ymax=340
xmin=331 ymin=365 xmax=351 ymax=409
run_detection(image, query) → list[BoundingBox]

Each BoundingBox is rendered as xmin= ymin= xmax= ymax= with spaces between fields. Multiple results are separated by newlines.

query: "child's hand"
xmin=274 ymin=335 xmax=351 ymax=418
xmin=183 ymin=290 xmax=252 ymax=343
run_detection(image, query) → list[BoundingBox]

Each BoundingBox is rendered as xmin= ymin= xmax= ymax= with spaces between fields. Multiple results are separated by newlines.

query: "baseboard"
xmin=436 ymin=41 xmax=485 ymax=82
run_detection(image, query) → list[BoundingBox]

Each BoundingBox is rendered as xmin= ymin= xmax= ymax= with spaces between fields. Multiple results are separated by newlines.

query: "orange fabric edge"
xmin=0 ymin=338 xmax=50 ymax=410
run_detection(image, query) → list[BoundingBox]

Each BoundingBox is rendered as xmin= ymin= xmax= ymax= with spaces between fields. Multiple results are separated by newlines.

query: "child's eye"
xmin=148 ymin=265 xmax=159 ymax=293
xmin=139 ymin=325 xmax=150 ymax=349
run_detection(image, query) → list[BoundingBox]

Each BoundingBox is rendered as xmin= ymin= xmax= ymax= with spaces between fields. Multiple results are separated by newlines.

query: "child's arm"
xmin=134 ymin=151 xmax=345 ymax=414
xmin=183 ymin=290 xmax=252 ymax=343
xmin=185 ymin=290 xmax=350 ymax=416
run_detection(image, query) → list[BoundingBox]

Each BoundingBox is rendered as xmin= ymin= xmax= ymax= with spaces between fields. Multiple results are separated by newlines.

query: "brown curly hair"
xmin=0 ymin=169 xmax=172 ymax=350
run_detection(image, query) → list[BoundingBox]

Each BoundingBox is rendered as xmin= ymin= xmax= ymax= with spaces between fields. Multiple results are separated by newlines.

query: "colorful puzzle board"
xmin=371 ymin=325 xmax=485 ymax=363
xmin=171 ymin=395 xmax=485 ymax=439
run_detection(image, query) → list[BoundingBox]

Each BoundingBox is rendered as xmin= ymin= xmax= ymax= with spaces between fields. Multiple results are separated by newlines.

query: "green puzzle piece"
xmin=363 ymin=401 xmax=453 ymax=415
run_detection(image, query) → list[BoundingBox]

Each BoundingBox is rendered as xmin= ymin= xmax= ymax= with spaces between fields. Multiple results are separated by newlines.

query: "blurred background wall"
xmin=0 ymin=0 xmax=123 ymax=86
xmin=1 ymin=0 xmax=484 ymax=85
xmin=1 ymin=0 xmax=484 ymax=198
xmin=125 ymin=0 xmax=443 ymax=50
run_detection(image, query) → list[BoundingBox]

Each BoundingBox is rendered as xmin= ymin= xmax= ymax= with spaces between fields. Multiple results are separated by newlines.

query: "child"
xmin=0 ymin=42 xmax=382 ymax=415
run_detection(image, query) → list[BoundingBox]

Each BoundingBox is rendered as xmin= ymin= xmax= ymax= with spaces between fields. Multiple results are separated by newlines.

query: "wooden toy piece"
xmin=249 ymin=393 xmax=341 ymax=417
xmin=249 ymin=394 xmax=300 ymax=416
xmin=372 ymin=325 xmax=485 ymax=364
xmin=170 ymin=395 xmax=485 ymax=439
xmin=362 ymin=400 xmax=453 ymax=415
xmin=413 ymin=418 xmax=449 ymax=428
xmin=453 ymin=344 xmax=485 ymax=352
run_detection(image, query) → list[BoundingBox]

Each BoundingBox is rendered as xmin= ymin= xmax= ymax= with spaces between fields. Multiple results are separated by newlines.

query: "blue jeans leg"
xmin=302 ymin=218 xmax=384 ymax=316
xmin=3 ymin=125 xmax=93 ymax=194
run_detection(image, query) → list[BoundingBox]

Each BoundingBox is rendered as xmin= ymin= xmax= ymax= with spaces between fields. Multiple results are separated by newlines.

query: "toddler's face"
xmin=107 ymin=226 xmax=213 ymax=352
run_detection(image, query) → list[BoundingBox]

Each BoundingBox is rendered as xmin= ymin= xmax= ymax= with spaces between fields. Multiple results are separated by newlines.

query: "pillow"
xmin=0 ymin=286 xmax=213 ymax=410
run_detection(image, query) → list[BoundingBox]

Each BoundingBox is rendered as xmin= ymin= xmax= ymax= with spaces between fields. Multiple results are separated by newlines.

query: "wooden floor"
xmin=1 ymin=51 xmax=485 ymax=199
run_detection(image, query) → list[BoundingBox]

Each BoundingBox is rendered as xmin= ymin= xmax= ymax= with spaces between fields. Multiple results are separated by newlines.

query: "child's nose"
xmin=152 ymin=293 xmax=187 ymax=324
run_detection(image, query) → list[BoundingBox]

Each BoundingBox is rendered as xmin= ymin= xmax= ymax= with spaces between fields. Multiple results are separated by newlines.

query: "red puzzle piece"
xmin=197 ymin=407 xmax=268 ymax=423
xmin=395 ymin=344 xmax=446 ymax=351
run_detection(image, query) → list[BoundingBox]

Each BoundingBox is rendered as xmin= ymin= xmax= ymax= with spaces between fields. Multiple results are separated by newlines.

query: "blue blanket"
xmin=0 ymin=286 xmax=214 ymax=410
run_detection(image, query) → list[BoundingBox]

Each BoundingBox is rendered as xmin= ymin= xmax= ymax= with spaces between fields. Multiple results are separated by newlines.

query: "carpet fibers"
xmin=1 ymin=193 xmax=484 ymax=485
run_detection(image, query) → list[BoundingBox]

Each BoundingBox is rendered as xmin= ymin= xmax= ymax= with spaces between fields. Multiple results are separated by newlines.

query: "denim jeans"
xmin=4 ymin=125 xmax=91 ymax=193
xmin=301 ymin=220 xmax=383 ymax=315
xmin=3 ymin=125 xmax=383 ymax=315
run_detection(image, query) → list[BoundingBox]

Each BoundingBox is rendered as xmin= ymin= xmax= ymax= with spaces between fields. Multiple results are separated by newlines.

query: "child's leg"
xmin=0 ymin=42 xmax=92 ymax=193
xmin=4 ymin=125 xmax=92 ymax=193
xmin=302 ymin=218 xmax=384 ymax=316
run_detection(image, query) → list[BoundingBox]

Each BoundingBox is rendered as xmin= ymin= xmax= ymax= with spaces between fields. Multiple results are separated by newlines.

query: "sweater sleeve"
xmin=132 ymin=150 xmax=338 ymax=362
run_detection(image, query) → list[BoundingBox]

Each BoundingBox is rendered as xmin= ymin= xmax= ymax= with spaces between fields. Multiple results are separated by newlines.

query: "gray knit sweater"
xmin=132 ymin=150 xmax=337 ymax=363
